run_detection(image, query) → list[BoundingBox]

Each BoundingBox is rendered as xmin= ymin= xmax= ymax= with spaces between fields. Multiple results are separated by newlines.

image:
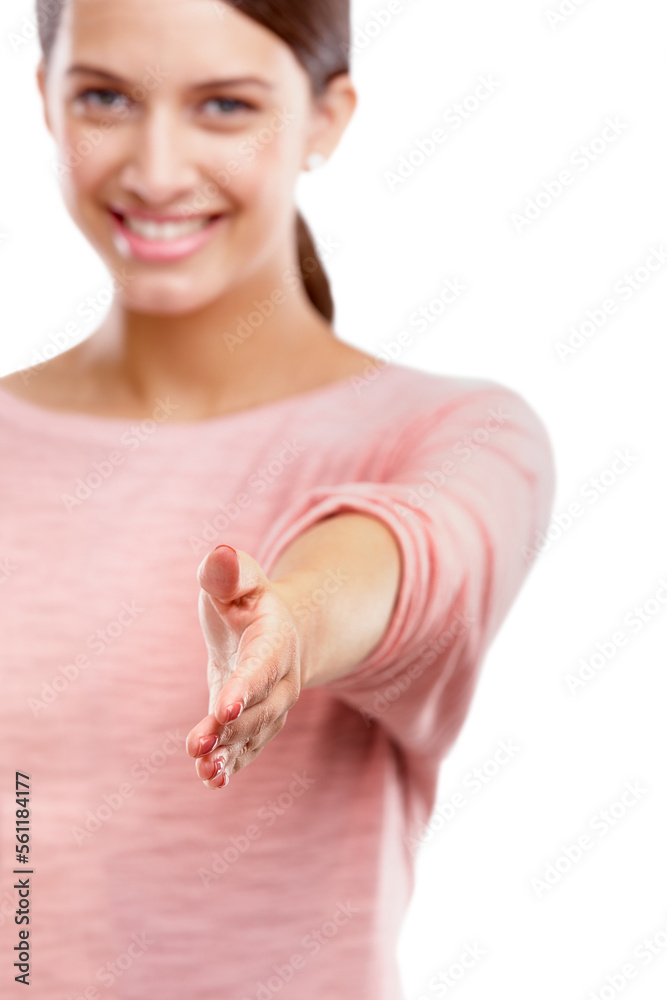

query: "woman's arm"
xmin=185 ymin=517 xmax=402 ymax=788
xmin=186 ymin=382 xmax=556 ymax=789
xmin=268 ymin=511 xmax=402 ymax=689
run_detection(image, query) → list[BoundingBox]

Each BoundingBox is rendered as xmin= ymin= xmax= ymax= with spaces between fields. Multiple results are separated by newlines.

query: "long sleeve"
xmin=254 ymin=382 xmax=556 ymax=766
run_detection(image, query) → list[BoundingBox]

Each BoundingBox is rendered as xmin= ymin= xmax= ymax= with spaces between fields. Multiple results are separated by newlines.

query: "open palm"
xmin=185 ymin=545 xmax=302 ymax=789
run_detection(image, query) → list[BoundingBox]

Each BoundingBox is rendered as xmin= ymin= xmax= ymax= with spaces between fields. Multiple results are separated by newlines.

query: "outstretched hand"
xmin=185 ymin=544 xmax=302 ymax=789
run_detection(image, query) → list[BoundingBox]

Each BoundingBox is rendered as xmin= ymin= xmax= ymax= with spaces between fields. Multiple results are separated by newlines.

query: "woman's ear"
xmin=305 ymin=72 xmax=358 ymax=166
xmin=36 ymin=59 xmax=53 ymax=136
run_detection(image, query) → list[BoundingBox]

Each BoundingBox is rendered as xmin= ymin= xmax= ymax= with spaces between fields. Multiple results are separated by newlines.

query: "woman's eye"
xmin=201 ymin=97 xmax=253 ymax=116
xmin=76 ymin=88 xmax=129 ymax=111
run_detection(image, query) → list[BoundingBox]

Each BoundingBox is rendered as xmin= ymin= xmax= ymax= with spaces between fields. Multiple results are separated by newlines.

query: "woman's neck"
xmin=0 ymin=291 xmax=376 ymax=421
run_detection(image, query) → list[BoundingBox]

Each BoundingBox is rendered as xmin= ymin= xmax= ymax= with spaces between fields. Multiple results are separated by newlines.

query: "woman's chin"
xmin=114 ymin=274 xmax=226 ymax=317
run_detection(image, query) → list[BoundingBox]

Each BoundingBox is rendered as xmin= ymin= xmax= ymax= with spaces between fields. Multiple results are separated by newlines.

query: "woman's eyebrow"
xmin=189 ymin=77 xmax=276 ymax=90
xmin=66 ymin=65 xmax=275 ymax=89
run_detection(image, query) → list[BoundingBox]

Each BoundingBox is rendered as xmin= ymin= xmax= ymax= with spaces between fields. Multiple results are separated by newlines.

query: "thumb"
xmin=197 ymin=544 xmax=268 ymax=605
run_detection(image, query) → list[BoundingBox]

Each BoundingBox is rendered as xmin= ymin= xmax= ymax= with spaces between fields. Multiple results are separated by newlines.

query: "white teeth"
xmin=123 ymin=216 xmax=212 ymax=241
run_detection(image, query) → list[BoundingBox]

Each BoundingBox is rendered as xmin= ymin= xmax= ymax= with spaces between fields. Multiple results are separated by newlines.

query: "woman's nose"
xmin=118 ymin=104 xmax=201 ymax=206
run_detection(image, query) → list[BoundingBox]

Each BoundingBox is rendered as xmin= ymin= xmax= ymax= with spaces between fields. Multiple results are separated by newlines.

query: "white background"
xmin=1 ymin=0 xmax=666 ymax=997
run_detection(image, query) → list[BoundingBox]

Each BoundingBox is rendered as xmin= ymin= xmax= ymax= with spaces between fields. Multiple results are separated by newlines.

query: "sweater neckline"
xmin=0 ymin=362 xmax=401 ymax=445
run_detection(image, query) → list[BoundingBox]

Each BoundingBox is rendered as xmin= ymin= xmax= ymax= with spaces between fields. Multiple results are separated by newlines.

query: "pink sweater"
xmin=0 ymin=362 xmax=555 ymax=999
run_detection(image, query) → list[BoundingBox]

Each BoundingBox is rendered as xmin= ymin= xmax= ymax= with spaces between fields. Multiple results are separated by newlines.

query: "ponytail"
xmin=295 ymin=211 xmax=335 ymax=324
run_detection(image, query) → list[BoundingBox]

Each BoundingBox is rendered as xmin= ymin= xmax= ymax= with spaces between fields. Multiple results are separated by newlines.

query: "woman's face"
xmin=38 ymin=0 xmax=338 ymax=315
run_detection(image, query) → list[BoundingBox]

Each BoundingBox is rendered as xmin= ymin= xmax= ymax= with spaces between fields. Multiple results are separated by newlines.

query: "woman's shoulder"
xmin=349 ymin=361 xmax=553 ymax=460
xmin=0 ymin=369 xmax=47 ymax=413
xmin=0 ymin=370 xmax=31 ymax=398
xmin=0 ymin=353 xmax=77 ymax=411
xmin=349 ymin=358 xmax=529 ymax=417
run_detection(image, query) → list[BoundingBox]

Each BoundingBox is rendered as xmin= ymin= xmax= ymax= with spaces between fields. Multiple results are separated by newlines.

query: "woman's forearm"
xmin=269 ymin=512 xmax=402 ymax=688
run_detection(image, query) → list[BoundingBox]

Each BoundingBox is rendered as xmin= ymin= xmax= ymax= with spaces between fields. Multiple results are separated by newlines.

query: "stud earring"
xmin=306 ymin=152 xmax=327 ymax=171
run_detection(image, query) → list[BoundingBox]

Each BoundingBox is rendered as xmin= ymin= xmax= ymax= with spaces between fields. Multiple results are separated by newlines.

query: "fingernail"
xmin=225 ymin=702 xmax=243 ymax=723
xmin=197 ymin=734 xmax=219 ymax=757
xmin=211 ymin=761 xmax=229 ymax=784
xmin=214 ymin=544 xmax=238 ymax=558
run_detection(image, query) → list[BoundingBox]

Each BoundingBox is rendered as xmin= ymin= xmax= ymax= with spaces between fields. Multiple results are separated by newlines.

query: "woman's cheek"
xmin=58 ymin=120 xmax=121 ymax=208
xmin=239 ymin=130 xmax=302 ymax=216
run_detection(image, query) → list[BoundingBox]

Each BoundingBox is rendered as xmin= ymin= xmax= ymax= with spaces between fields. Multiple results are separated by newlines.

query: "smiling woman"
xmin=0 ymin=0 xmax=556 ymax=997
xmin=31 ymin=0 xmax=355 ymax=328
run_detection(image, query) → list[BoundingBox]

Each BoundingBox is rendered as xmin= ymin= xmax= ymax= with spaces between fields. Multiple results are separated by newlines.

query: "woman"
xmin=0 ymin=0 xmax=556 ymax=997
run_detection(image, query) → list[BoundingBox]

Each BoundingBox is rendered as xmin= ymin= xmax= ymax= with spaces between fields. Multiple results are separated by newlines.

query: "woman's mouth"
xmin=108 ymin=209 xmax=227 ymax=262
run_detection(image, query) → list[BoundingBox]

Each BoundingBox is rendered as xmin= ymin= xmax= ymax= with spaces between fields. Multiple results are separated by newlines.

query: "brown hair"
xmin=35 ymin=0 xmax=352 ymax=322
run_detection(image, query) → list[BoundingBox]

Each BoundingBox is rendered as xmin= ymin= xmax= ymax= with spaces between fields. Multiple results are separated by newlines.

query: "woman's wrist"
xmin=270 ymin=570 xmax=329 ymax=690
xmin=267 ymin=513 xmax=402 ymax=690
